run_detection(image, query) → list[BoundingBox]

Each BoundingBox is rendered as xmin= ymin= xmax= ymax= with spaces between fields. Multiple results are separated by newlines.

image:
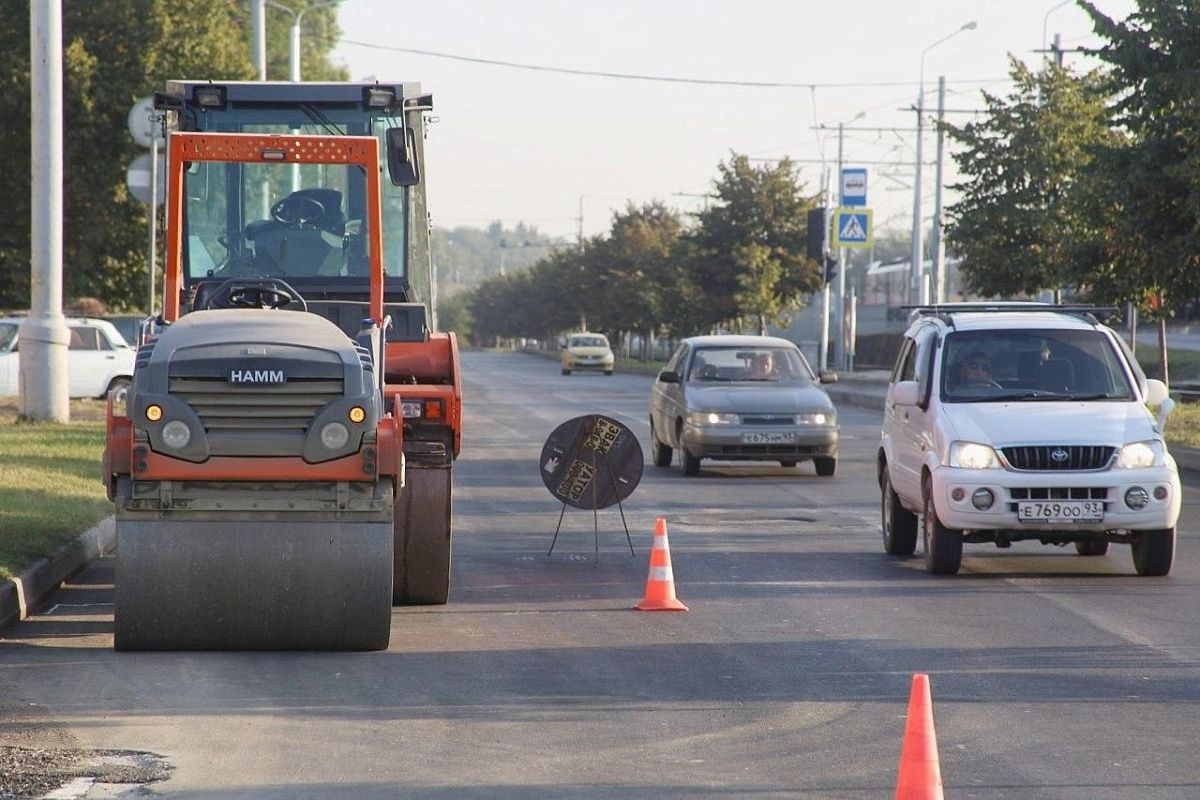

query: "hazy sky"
xmin=329 ymin=0 xmax=1136 ymax=242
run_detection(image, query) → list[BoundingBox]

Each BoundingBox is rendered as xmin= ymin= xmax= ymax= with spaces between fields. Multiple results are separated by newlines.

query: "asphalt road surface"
xmin=3 ymin=349 xmax=1200 ymax=799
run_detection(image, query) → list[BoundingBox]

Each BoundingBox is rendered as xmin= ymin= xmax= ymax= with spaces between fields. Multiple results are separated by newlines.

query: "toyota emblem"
xmin=1050 ymin=448 xmax=1069 ymax=463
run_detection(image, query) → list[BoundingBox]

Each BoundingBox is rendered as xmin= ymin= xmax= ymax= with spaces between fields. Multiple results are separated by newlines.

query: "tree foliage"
xmin=945 ymin=57 xmax=1115 ymax=298
xmin=462 ymin=152 xmax=820 ymax=347
xmin=4 ymin=1 xmax=345 ymax=312
xmin=1077 ymin=1 xmax=1200 ymax=314
xmin=688 ymin=154 xmax=821 ymax=333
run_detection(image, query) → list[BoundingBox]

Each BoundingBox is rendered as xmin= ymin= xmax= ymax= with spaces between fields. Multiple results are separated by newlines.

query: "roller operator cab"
xmin=102 ymin=83 xmax=458 ymax=651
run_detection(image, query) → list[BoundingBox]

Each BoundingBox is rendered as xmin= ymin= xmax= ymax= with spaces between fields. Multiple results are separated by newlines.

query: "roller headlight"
xmin=688 ymin=411 xmax=738 ymax=426
xmin=320 ymin=422 xmax=350 ymax=450
xmin=948 ymin=441 xmax=1000 ymax=469
xmin=1116 ymin=440 xmax=1161 ymax=469
xmin=161 ymin=420 xmax=191 ymax=449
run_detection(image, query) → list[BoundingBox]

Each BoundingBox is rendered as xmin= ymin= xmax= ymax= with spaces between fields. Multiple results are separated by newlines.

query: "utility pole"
xmin=577 ymin=196 xmax=584 ymax=250
xmin=931 ymin=76 xmax=947 ymax=305
xmin=909 ymin=85 xmax=926 ymax=306
xmin=251 ymin=0 xmax=266 ymax=79
xmin=23 ymin=0 xmax=70 ymax=421
xmin=834 ymin=123 xmax=847 ymax=370
xmin=818 ymin=166 xmax=831 ymax=373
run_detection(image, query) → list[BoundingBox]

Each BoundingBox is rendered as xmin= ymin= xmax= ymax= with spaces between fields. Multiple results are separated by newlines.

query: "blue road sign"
xmin=833 ymin=207 xmax=872 ymax=249
xmin=841 ymin=168 xmax=867 ymax=207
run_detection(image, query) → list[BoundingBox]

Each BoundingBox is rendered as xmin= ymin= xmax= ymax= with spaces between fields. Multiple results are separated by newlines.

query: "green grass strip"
xmin=0 ymin=420 xmax=109 ymax=581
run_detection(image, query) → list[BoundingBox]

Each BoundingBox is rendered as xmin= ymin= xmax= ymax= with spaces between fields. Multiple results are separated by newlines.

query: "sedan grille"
xmin=741 ymin=415 xmax=796 ymax=425
xmin=1001 ymin=445 xmax=1115 ymax=471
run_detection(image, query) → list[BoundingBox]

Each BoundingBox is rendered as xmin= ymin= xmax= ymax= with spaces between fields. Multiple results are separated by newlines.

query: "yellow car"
xmin=561 ymin=333 xmax=614 ymax=376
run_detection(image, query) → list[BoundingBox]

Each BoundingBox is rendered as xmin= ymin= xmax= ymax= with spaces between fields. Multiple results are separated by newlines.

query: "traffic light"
xmin=806 ymin=207 xmax=826 ymax=261
xmin=823 ymin=255 xmax=837 ymax=284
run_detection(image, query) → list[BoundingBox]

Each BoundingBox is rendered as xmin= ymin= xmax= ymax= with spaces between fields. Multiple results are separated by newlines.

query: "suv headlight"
xmin=1116 ymin=440 xmax=1163 ymax=469
xmin=688 ymin=411 xmax=738 ymax=426
xmin=948 ymin=441 xmax=1000 ymax=469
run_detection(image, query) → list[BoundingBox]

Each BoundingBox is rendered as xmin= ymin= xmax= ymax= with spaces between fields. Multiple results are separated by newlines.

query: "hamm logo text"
xmin=229 ymin=369 xmax=286 ymax=384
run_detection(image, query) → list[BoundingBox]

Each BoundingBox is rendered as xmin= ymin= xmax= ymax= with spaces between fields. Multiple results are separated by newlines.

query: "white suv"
xmin=878 ymin=304 xmax=1180 ymax=576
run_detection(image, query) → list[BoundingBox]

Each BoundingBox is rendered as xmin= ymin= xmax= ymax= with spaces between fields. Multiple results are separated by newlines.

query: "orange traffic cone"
xmin=895 ymin=673 xmax=944 ymax=800
xmin=634 ymin=518 xmax=688 ymax=612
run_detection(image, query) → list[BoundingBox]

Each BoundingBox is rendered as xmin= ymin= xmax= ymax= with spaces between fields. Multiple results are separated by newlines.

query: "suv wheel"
xmin=922 ymin=475 xmax=962 ymax=574
xmin=1075 ymin=539 xmax=1109 ymax=556
xmin=650 ymin=420 xmax=672 ymax=468
xmin=881 ymin=465 xmax=918 ymax=556
xmin=1131 ymin=528 xmax=1174 ymax=576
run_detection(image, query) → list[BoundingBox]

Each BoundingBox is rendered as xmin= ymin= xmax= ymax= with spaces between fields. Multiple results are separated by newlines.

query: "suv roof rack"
xmin=902 ymin=303 xmax=1117 ymax=327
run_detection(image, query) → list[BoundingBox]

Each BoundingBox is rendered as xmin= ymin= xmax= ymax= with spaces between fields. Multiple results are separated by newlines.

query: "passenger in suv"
xmin=878 ymin=303 xmax=1180 ymax=576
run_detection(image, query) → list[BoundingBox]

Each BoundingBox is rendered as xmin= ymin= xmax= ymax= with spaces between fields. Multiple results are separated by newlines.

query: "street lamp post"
xmin=910 ymin=20 xmax=976 ymax=305
xmin=264 ymin=0 xmax=341 ymax=81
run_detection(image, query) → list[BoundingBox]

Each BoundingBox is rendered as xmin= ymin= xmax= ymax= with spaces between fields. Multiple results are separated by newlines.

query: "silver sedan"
xmin=649 ymin=335 xmax=839 ymax=476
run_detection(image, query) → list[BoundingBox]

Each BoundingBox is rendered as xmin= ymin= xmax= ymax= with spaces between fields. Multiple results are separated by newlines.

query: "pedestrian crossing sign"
xmin=833 ymin=207 xmax=872 ymax=249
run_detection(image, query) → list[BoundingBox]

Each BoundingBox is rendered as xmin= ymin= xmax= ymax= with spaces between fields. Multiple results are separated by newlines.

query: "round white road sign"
xmin=126 ymin=152 xmax=165 ymax=206
xmin=126 ymin=95 xmax=164 ymax=148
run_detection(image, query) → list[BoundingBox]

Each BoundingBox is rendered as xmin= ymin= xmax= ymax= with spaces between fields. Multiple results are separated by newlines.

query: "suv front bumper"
xmin=930 ymin=463 xmax=1181 ymax=533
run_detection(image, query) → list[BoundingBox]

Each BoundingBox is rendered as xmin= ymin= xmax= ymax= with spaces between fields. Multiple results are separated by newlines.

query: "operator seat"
xmin=248 ymin=189 xmax=346 ymax=276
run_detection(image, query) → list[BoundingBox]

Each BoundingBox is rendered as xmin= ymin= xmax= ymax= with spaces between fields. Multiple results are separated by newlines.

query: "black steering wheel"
xmin=204 ymin=278 xmax=308 ymax=311
xmin=270 ymin=195 xmax=325 ymax=228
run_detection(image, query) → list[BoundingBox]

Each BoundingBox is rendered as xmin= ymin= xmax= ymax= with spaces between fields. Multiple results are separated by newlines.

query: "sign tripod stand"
xmin=539 ymin=414 xmax=644 ymax=560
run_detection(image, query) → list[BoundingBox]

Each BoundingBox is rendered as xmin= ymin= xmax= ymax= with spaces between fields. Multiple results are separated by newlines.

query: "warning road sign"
xmin=833 ymin=207 xmax=872 ymax=249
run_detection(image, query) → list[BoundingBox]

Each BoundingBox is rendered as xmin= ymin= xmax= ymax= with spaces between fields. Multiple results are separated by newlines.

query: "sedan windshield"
xmin=687 ymin=346 xmax=813 ymax=385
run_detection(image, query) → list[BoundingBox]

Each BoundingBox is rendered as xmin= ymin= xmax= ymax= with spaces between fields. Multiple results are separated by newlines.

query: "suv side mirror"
xmin=658 ymin=369 xmax=680 ymax=384
xmin=891 ymin=380 xmax=920 ymax=406
xmin=386 ymin=126 xmax=420 ymax=186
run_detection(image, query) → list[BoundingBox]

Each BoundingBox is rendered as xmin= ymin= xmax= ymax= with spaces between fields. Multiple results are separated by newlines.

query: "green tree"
xmin=3 ymin=1 xmax=346 ymax=312
xmin=587 ymin=202 xmax=684 ymax=353
xmin=688 ymin=154 xmax=821 ymax=334
xmin=945 ymin=57 xmax=1115 ymax=298
xmin=1079 ymin=1 xmax=1200 ymax=316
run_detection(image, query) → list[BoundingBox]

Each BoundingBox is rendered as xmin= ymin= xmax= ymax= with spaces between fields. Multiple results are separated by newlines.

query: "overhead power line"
xmin=332 ymin=37 xmax=1005 ymax=90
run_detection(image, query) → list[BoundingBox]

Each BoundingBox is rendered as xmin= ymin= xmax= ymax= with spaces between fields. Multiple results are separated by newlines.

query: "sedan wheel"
xmin=650 ymin=420 xmax=672 ymax=467
xmin=814 ymin=457 xmax=836 ymax=477
xmin=682 ymin=449 xmax=701 ymax=476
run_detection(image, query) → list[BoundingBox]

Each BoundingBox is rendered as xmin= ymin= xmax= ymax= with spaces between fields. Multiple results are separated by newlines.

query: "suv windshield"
xmin=941 ymin=329 xmax=1135 ymax=402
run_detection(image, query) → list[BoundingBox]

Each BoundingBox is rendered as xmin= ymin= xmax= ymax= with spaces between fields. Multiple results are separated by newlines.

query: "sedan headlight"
xmin=948 ymin=441 xmax=1001 ymax=469
xmin=797 ymin=412 xmax=834 ymax=425
xmin=1116 ymin=440 xmax=1163 ymax=469
xmin=688 ymin=411 xmax=738 ymax=426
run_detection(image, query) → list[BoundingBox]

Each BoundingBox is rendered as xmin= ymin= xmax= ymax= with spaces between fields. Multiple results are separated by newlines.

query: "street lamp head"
xmin=962 ymin=21 xmax=978 ymax=31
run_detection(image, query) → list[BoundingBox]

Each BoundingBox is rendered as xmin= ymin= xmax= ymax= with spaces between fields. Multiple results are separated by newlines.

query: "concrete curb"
xmin=0 ymin=516 xmax=114 ymax=631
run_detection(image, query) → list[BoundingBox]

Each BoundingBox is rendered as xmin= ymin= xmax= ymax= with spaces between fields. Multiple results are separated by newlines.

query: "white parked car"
xmin=878 ymin=303 xmax=1180 ymax=576
xmin=0 ymin=317 xmax=136 ymax=399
